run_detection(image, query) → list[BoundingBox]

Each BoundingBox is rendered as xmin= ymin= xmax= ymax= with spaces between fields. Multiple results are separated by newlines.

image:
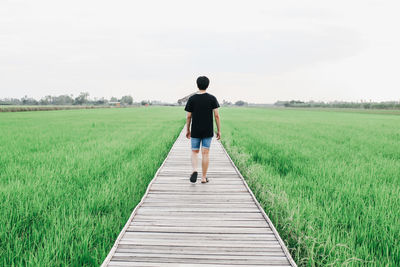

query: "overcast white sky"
xmin=1 ymin=0 xmax=399 ymax=103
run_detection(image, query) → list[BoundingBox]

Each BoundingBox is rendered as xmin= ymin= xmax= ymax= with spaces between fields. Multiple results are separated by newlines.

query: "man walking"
xmin=185 ymin=76 xmax=221 ymax=183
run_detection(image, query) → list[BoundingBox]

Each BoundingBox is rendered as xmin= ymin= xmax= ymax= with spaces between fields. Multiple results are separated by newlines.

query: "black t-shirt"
xmin=184 ymin=93 xmax=220 ymax=138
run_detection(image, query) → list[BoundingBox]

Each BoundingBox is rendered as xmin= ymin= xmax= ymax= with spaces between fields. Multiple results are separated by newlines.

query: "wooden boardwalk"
xmin=102 ymin=128 xmax=296 ymax=267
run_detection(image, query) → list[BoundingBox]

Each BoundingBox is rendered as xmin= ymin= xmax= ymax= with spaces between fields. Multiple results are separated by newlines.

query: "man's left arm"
xmin=212 ymin=96 xmax=221 ymax=140
xmin=214 ymin=108 xmax=221 ymax=140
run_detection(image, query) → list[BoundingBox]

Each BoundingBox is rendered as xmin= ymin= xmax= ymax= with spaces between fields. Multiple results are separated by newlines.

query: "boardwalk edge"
xmin=219 ymin=138 xmax=298 ymax=267
xmin=100 ymin=127 xmax=182 ymax=267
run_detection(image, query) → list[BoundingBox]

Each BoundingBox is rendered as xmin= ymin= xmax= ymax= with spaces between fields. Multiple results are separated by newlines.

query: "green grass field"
xmin=0 ymin=107 xmax=184 ymax=266
xmin=220 ymin=107 xmax=400 ymax=266
xmin=1 ymin=106 xmax=399 ymax=266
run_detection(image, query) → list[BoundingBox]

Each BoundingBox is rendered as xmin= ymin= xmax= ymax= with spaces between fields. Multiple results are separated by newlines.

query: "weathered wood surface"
xmin=102 ymin=127 xmax=296 ymax=266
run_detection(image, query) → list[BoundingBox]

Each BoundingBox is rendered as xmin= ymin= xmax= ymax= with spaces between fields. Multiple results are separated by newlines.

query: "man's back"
xmin=185 ymin=92 xmax=220 ymax=138
xmin=185 ymin=75 xmax=221 ymax=184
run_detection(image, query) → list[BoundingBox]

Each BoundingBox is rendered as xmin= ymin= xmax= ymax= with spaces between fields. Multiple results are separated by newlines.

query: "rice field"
xmin=1 ymin=106 xmax=399 ymax=266
xmin=220 ymin=107 xmax=400 ymax=266
xmin=0 ymin=107 xmax=184 ymax=266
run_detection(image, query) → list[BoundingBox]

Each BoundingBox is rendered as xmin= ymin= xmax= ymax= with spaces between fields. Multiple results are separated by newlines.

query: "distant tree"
xmin=39 ymin=95 xmax=52 ymax=105
xmin=110 ymin=96 xmax=118 ymax=102
xmin=21 ymin=95 xmax=39 ymax=105
xmin=121 ymin=95 xmax=133 ymax=105
xmin=222 ymin=99 xmax=232 ymax=106
xmin=141 ymin=100 xmax=150 ymax=106
xmin=0 ymin=99 xmax=9 ymax=105
xmin=235 ymin=100 xmax=247 ymax=106
xmin=13 ymin=98 xmax=22 ymax=105
xmin=94 ymin=97 xmax=107 ymax=105
xmin=151 ymin=100 xmax=163 ymax=105
xmin=74 ymin=92 xmax=89 ymax=105
xmin=274 ymin=101 xmax=287 ymax=106
xmin=53 ymin=94 xmax=74 ymax=105
xmin=274 ymin=100 xmax=400 ymax=110
xmin=0 ymin=98 xmax=21 ymax=105
xmin=289 ymin=100 xmax=304 ymax=105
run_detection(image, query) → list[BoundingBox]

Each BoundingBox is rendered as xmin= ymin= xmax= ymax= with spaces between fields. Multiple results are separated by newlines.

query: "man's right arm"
xmin=186 ymin=112 xmax=192 ymax=139
xmin=213 ymin=108 xmax=221 ymax=140
xmin=184 ymin=97 xmax=193 ymax=139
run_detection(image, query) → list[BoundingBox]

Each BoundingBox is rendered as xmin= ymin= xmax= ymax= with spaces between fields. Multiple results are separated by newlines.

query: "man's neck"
xmin=197 ymin=90 xmax=207 ymax=94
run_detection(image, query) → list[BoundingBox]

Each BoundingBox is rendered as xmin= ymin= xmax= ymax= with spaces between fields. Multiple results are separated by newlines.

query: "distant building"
xmin=109 ymin=101 xmax=121 ymax=107
xmin=178 ymin=92 xmax=197 ymax=105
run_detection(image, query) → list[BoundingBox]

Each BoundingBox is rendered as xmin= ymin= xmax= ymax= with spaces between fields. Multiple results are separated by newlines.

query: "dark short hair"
xmin=196 ymin=76 xmax=209 ymax=90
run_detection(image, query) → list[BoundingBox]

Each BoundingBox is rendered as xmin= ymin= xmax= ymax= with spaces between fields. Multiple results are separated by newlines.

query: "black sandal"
xmin=201 ymin=177 xmax=209 ymax=183
xmin=190 ymin=171 xmax=198 ymax=183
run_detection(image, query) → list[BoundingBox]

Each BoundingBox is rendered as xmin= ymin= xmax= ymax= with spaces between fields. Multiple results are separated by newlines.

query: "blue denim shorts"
xmin=191 ymin=137 xmax=212 ymax=150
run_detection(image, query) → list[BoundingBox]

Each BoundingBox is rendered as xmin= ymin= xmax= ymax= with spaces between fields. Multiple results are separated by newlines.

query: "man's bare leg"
xmin=201 ymin=148 xmax=209 ymax=182
xmin=191 ymin=150 xmax=199 ymax=172
xmin=190 ymin=150 xmax=200 ymax=183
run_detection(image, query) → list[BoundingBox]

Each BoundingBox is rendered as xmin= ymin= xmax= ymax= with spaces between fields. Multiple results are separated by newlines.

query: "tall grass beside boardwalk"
xmin=0 ymin=107 xmax=184 ymax=266
xmin=220 ymin=107 xmax=400 ymax=266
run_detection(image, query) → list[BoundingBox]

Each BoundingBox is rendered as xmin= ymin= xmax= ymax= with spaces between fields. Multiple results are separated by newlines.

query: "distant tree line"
xmin=0 ymin=93 xmax=139 ymax=106
xmin=275 ymin=100 xmax=400 ymax=110
xmin=221 ymin=99 xmax=248 ymax=107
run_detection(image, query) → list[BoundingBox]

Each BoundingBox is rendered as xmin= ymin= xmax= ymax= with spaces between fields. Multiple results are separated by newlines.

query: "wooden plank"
xmin=144 ymin=192 xmax=252 ymax=197
xmin=142 ymin=200 xmax=255 ymax=204
xmin=147 ymin=187 xmax=249 ymax=191
xmin=115 ymin=247 xmax=285 ymax=256
xmin=134 ymin=215 xmax=266 ymax=221
xmin=101 ymin=127 xmax=296 ymax=267
xmin=159 ymin=170 xmax=238 ymax=174
xmin=110 ymin=257 xmax=289 ymax=266
xmin=162 ymin=166 xmax=235 ymax=168
xmin=113 ymin=252 xmax=289 ymax=261
xmin=134 ymin=211 xmax=264 ymax=218
xmin=118 ymin=239 xmax=281 ymax=248
xmin=150 ymin=185 xmax=245 ymax=189
xmin=154 ymin=180 xmax=244 ymax=184
xmin=155 ymin=178 xmax=242 ymax=182
xmin=112 ymin=253 xmax=290 ymax=264
xmin=143 ymin=198 xmax=254 ymax=203
xmin=123 ymin=232 xmax=275 ymax=240
xmin=117 ymin=244 xmax=285 ymax=252
xmin=119 ymin=239 xmax=280 ymax=247
xmin=146 ymin=194 xmax=252 ymax=198
xmin=157 ymin=174 xmax=241 ymax=178
xmin=126 ymin=226 xmax=273 ymax=234
xmin=109 ymin=261 xmax=291 ymax=267
xmin=149 ymin=188 xmax=249 ymax=193
xmin=138 ymin=207 xmax=260 ymax=213
xmin=140 ymin=204 xmax=259 ymax=209
xmin=130 ymin=221 xmax=269 ymax=228
xmin=130 ymin=218 xmax=267 ymax=222
xmin=163 ymin=161 xmax=232 ymax=164
xmin=144 ymin=194 xmax=253 ymax=198
xmin=142 ymin=199 xmax=255 ymax=204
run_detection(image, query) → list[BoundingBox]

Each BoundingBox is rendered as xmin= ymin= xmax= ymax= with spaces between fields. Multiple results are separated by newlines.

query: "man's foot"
xmin=190 ymin=171 xmax=198 ymax=183
xmin=201 ymin=177 xmax=209 ymax=183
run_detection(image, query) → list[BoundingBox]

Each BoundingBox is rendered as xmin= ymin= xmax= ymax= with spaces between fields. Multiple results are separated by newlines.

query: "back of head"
xmin=196 ymin=76 xmax=210 ymax=90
